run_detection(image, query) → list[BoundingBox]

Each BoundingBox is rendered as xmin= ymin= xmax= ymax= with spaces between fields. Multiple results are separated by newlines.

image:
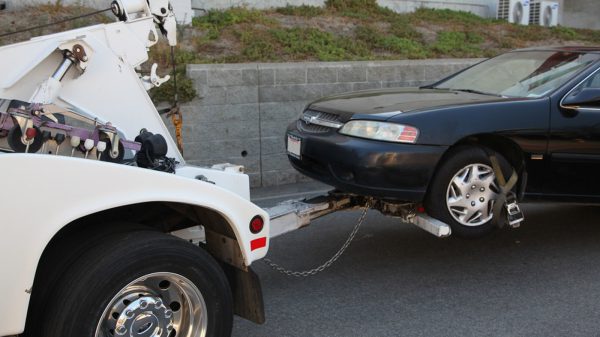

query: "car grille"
xmin=297 ymin=110 xmax=342 ymax=134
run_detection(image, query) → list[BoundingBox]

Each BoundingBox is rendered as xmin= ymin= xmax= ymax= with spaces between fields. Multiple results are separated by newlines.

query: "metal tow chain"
xmin=262 ymin=200 xmax=372 ymax=277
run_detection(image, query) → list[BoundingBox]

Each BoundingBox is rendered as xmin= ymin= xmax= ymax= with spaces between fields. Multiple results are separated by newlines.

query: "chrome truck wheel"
xmin=24 ymin=229 xmax=233 ymax=337
xmin=95 ymin=273 xmax=208 ymax=337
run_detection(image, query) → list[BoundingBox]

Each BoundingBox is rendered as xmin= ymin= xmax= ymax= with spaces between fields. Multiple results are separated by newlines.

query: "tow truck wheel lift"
xmin=263 ymin=187 xmax=523 ymax=277
xmin=267 ymin=191 xmax=452 ymax=240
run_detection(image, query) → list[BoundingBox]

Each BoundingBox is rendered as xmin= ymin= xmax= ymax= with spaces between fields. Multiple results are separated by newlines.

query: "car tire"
xmin=28 ymin=230 xmax=233 ymax=337
xmin=425 ymin=145 xmax=514 ymax=238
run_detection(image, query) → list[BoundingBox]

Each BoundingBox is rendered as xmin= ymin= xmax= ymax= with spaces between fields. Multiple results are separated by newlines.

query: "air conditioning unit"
xmin=530 ymin=1 xmax=559 ymax=27
xmin=497 ymin=0 xmax=530 ymax=25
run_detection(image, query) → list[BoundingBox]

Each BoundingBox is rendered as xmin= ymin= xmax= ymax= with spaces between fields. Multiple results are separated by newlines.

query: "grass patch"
xmin=192 ymin=7 xmax=272 ymax=39
xmin=380 ymin=36 xmax=429 ymax=58
xmin=553 ymin=26 xmax=580 ymax=40
xmin=411 ymin=8 xmax=489 ymax=25
xmin=271 ymin=27 xmax=369 ymax=61
xmin=390 ymin=18 xmax=423 ymax=40
xmin=276 ymin=5 xmax=325 ymax=17
xmin=240 ymin=30 xmax=277 ymax=61
xmin=432 ymin=31 xmax=485 ymax=57
xmin=325 ymin=0 xmax=395 ymax=20
xmin=355 ymin=26 xmax=428 ymax=58
xmin=3 ymin=3 xmax=600 ymax=72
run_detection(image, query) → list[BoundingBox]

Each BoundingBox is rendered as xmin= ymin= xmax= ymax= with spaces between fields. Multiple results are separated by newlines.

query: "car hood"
xmin=307 ymin=88 xmax=510 ymax=122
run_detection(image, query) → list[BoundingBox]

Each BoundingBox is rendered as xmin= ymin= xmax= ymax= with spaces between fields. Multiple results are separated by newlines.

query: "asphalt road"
xmin=232 ymin=203 xmax=600 ymax=337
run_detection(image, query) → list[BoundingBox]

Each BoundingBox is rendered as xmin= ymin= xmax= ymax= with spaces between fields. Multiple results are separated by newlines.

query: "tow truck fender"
xmin=0 ymin=154 xmax=269 ymax=336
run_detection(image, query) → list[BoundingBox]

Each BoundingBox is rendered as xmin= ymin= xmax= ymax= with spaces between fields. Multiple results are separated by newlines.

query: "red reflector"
xmin=249 ymin=216 xmax=264 ymax=234
xmin=397 ymin=126 xmax=418 ymax=143
xmin=25 ymin=128 xmax=37 ymax=140
xmin=417 ymin=206 xmax=426 ymax=213
xmin=250 ymin=237 xmax=267 ymax=251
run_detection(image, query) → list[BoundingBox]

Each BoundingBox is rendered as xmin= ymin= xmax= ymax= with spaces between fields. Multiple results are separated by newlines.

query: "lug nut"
xmin=471 ymin=201 xmax=476 ymax=207
xmin=479 ymin=197 xmax=485 ymax=202
xmin=471 ymin=185 xmax=476 ymax=189
xmin=140 ymin=300 xmax=148 ymax=309
xmin=466 ymin=194 xmax=470 ymax=199
xmin=126 ymin=310 xmax=134 ymax=318
xmin=116 ymin=326 xmax=127 ymax=335
xmin=480 ymin=187 xmax=485 ymax=192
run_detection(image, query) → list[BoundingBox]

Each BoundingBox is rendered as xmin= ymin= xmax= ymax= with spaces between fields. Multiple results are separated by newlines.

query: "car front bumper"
xmin=286 ymin=122 xmax=448 ymax=202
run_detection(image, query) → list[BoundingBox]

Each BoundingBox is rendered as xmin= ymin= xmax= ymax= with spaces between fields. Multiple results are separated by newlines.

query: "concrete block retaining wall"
xmin=181 ymin=59 xmax=482 ymax=187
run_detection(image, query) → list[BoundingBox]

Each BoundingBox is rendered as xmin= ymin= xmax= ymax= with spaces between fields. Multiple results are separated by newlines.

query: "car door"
xmin=547 ymin=67 xmax=600 ymax=199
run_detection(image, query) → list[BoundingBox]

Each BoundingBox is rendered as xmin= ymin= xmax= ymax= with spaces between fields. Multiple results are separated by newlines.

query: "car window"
xmin=583 ymin=71 xmax=600 ymax=88
xmin=564 ymin=69 xmax=600 ymax=109
xmin=435 ymin=51 xmax=600 ymax=98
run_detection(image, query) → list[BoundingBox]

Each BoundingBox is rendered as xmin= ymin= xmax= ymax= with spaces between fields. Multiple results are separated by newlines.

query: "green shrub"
xmin=325 ymin=0 xmax=395 ymax=20
xmin=355 ymin=25 xmax=381 ymax=47
xmin=271 ymin=27 xmax=369 ymax=61
xmin=432 ymin=31 xmax=483 ymax=57
xmin=412 ymin=8 xmax=487 ymax=25
xmin=325 ymin=0 xmax=378 ymax=11
xmin=380 ymin=36 xmax=428 ymax=58
xmin=240 ymin=31 xmax=277 ymax=61
xmin=192 ymin=7 xmax=270 ymax=39
xmin=276 ymin=5 xmax=325 ymax=17
xmin=553 ymin=26 xmax=580 ymax=40
xmin=390 ymin=18 xmax=423 ymax=40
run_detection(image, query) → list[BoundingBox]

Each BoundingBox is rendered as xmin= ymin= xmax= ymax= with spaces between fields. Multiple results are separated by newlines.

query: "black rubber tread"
xmin=27 ymin=230 xmax=233 ymax=337
xmin=23 ymin=223 xmax=148 ymax=337
xmin=425 ymin=145 xmax=513 ymax=238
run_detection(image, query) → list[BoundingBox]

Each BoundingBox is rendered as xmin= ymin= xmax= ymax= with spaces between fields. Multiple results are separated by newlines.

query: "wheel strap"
xmin=489 ymin=154 xmax=520 ymax=228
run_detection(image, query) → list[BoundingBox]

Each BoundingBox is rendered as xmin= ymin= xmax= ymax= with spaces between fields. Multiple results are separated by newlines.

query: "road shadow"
xmin=236 ymin=203 xmax=600 ymax=337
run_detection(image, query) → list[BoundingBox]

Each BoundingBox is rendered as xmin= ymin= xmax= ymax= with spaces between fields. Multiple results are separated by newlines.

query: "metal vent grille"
xmin=297 ymin=120 xmax=331 ymax=133
xmin=304 ymin=110 xmax=341 ymax=123
xmin=297 ymin=110 xmax=342 ymax=134
xmin=497 ymin=0 xmax=510 ymax=20
xmin=530 ymin=2 xmax=541 ymax=25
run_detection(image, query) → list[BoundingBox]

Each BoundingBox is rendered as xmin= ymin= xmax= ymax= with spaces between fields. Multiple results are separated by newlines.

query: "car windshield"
xmin=434 ymin=51 xmax=600 ymax=98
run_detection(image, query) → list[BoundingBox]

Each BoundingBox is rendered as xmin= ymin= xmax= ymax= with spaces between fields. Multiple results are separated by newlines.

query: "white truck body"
xmin=0 ymin=155 xmax=269 ymax=335
xmin=0 ymin=1 xmax=269 ymax=335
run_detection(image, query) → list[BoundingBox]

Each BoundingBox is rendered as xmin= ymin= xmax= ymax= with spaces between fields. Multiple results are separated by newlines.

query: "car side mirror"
xmin=562 ymin=87 xmax=600 ymax=108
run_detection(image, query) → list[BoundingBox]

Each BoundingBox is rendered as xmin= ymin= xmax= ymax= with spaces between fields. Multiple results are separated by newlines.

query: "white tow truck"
xmin=0 ymin=1 xmax=269 ymax=336
xmin=0 ymin=1 xmax=483 ymax=336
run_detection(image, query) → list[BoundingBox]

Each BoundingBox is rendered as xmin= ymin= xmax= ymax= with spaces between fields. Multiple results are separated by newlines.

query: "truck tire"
xmin=425 ymin=145 xmax=513 ymax=238
xmin=32 ymin=230 xmax=233 ymax=337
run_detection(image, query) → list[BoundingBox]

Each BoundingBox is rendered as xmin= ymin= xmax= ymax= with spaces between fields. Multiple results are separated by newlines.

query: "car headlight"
xmin=339 ymin=121 xmax=419 ymax=144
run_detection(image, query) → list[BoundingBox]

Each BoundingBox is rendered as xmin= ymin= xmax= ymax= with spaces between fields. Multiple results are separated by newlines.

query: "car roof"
xmin=513 ymin=46 xmax=600 ymax=54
